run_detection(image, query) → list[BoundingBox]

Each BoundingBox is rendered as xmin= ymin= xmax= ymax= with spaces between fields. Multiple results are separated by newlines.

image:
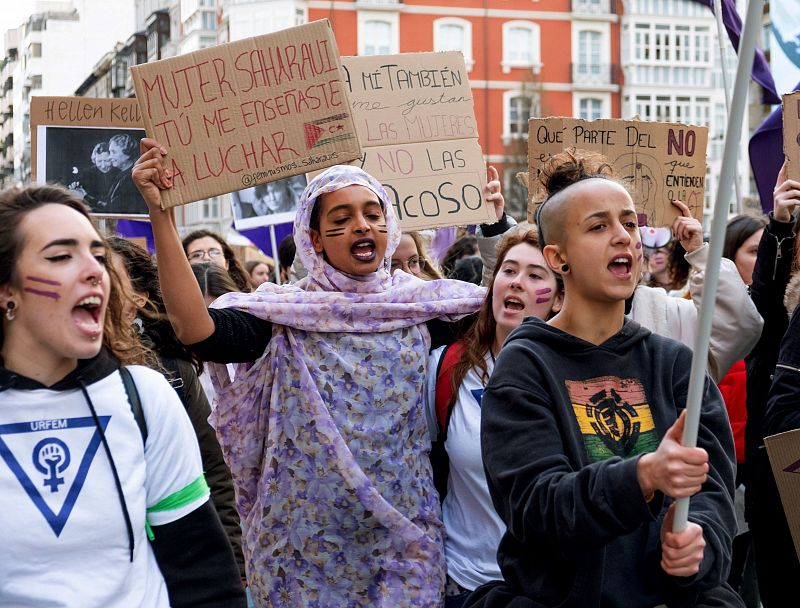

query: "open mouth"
xmin=72 ymin=295 xmax=103 ymax=337
xmin=503 ymin=295 xmax=525 ymax=312
xmin=608 ymin=254 xmax=633 ymax=279
xmin=351 ymin=239 xmax=376 ymax=263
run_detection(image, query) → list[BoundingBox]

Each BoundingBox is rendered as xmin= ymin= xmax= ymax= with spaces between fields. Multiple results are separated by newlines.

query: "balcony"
xmin=571 ymin=63 xmax=620 ymax=87
xmin=571 ymin=0 xmax=613 ymax=14
xmin=355 ymin=0 xmax=403 ymax=8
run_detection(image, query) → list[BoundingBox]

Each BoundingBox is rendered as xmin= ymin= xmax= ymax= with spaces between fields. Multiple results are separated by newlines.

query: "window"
xmin=434 ymin=18 xmax=473 ymax=69
xmin=504 ymin=92 xmax=539 ymax=139
xmin=362 ymin=20 xmax=392 ymax=56
xmin=578 ymin=30 xmax=601 ymax=75
xmin=202 ymin=11 xmax=216 ymax=31
xmin=29 ymin=74 xmax=42 ymax=89
xmin=28 ymin=43 xmax=41 ymax=58
xmin=579 ymin=98 xmax=603 ymax=120
xmin=502 ymin=21 xmax=541 ymax=74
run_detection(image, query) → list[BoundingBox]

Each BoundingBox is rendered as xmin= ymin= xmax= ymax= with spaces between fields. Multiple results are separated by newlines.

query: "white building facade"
xmin=3 ymin=0 xmax=135 ymax=184
xmin=621 ymin=0 xmax=750 ymax=220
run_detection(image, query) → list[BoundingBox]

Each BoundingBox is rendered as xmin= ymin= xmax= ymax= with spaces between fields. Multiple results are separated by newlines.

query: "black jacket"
xmin=470 ymin=318 xmax=736 ymax=608
xmin=742 ymin=214 xmax=799 ymax=607
xmin=160 ymin=356 xmax=245 ymax=579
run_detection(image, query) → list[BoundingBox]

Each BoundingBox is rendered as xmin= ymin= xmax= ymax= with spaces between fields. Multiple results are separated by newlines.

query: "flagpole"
xmin=269 ymin=224 xmax=280 ymax=284
xmin=713 ymin=0 xmax=743 ymax=212
xmin=673 ymin=0 xmax=763 ymax=532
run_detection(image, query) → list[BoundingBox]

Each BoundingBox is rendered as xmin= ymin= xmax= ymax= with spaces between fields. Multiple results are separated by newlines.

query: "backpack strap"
xmin=160 ymin=356 xmax=187 ymax=405
xmin=435 ymin=340 xmax=467 ymax=440
xmin=120 ymin=367 xmax=148 ymax=445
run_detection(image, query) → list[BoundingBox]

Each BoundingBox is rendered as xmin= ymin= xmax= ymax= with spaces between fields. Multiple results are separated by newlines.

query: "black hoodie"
xmin=470 ymin=318 xmax=736 ymax=608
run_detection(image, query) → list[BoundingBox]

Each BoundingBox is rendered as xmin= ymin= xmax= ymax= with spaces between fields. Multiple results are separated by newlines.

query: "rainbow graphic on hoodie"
xmin=565 ymin=376 xmax=660 ymax=463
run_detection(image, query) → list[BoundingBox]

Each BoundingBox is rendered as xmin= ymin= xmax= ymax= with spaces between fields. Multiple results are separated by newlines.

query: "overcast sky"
xmin=0 ymin=1 xmax=37 ymax=39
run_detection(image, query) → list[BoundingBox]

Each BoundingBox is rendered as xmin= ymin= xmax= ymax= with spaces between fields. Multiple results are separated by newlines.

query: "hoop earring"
xmin=560 ymin=264 xmax=570 ymax=274
xmin=5 ymin=301 xmax=16 ymax=321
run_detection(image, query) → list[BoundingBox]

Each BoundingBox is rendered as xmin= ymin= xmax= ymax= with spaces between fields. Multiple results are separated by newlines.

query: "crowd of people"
xmin=1 ymin=130 xmax=799 ymax=608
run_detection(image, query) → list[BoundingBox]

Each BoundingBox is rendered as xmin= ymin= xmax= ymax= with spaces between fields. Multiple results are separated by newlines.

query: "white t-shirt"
xmin=427 ymin=346 xmax=505 ymax=591
xmin=0 ymin=365 xmax=208 ymax=607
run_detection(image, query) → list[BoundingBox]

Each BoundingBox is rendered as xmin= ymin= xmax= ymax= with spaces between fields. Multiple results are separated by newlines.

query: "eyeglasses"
xmin=391 ymin=256 xmax=422 ymax=274
xmin=188 ymin=248 xmax=223 ymax=262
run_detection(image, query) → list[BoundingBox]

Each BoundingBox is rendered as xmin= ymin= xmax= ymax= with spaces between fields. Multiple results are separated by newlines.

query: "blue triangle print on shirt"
xmin=0 ymin=415 xmax=109 ymax=537
xmin=471 ymin=388 xmax=484 ymax=406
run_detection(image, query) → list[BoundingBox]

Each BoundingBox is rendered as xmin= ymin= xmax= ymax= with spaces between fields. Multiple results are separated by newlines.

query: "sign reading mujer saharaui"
xmin=130 ymin=19 xmax=362 ymax=208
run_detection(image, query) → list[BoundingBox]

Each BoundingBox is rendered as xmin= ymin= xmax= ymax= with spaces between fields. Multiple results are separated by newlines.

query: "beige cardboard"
xmin=30 ymin=96 xmax=144 ymax=182
xmin=338 ymin=52 xmax=494 ymax=230
xmin=784 ymin=92 xmax=800 ymax=182
xmin=765 ymin=428 xmax=800 ymax=559
xmin=31 ymin=96 xmax=149 ymax=217
xmin=527 ymin=118 xmax=709 ymax=227
xmin=131 ymin=19 xmax=361 ymax=208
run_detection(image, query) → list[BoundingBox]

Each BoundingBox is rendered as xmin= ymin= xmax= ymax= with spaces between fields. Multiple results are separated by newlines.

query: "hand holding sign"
xmin=670 ymin=199 xmax=703 ymax=254
xmin=773 ymin=161 xmax=800 ymax=223
xmin=485 ymin=165 xmax=505 ymax=223
xmin=132 ymin=138 xmax=174 ymax=214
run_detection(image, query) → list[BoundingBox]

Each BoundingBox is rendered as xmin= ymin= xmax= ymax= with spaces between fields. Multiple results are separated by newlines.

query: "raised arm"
xmin=476 ymin=164 xmax=516 ymax=286
xmin=132 ymin=139 xmax=215 ymax=345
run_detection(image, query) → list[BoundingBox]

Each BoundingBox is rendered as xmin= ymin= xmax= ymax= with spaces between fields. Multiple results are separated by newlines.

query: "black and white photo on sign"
xmin=230 ymin=174 xmax=307 ymax=229
xmin=37 ymin=125 xmax=148 ymax=217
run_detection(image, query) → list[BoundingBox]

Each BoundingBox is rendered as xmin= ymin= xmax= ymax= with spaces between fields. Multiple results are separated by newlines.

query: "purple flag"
xmin=691 ymin=0 xmax=781 ymax=105
xmin=749 ymin=81 xmax=800 ymax=213
xmin=236 ymin=222 xmax=294 ymax=259
xmin=115 ymin=219 xmax=155 ymax=253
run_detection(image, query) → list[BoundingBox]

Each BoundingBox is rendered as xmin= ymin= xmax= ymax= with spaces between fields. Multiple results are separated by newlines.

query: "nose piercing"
xmin=90 ymin=277 xmax=99 ymax=287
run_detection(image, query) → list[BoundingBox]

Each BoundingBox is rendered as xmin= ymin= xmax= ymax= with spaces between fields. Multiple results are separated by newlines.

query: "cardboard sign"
xmin=784 ymin=91 xmax=800 ymax=181
xmin=339 ymin=52 xmax=494 ymax=230
xmin=31 ymin=97 xmax=149 ymax=217
xmin=765 ymin=428 xmax=800 ymax=559
xmin=131 ymin=19 xmax=361 ymax=209
xmin=527 ymin=118 xmax=709 ymax=227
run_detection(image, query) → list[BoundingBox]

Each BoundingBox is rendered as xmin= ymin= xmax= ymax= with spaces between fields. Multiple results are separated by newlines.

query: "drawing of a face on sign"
xmin=617 ymin=153 xmax=663 ymax=226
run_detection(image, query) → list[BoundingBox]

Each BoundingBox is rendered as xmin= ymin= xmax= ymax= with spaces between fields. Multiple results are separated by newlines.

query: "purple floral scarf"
xmin=209 ymin=166 xmax=485 ymax=607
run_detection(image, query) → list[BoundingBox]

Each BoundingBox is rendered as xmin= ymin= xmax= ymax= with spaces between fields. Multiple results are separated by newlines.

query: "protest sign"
xmin=131 ymin=19 xmax=361 ymax=209
xmin=527 ymin=118 xmax=708 ymax=227
xmin=339 ymin=52 xmax=495 ymax=230
xmin=31 ymin=96 xmax=148 ymax=217
xmin=231 ymin=174 xmax=306 ymax=230
xmin=765 ymin=428 xmax=800 ymax=559
xmin=784 ymin=91 xmax=800 ymax=181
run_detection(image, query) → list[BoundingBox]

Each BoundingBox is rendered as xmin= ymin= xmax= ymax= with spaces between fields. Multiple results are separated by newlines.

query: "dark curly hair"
xmin=535 ymin=150 xmax=617 ymax=246
xmin=107 ymin=236 xmax=202 ymax=374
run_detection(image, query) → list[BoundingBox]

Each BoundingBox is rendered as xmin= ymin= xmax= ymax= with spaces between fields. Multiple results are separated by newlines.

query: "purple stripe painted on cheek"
xmin=26 ymin=275 xmax=62 ymax=286
xmin=635 ymin=242 xmax=642 ymax=250
xmin=536 ymin=297 xmax=550 ymax=304
xmin=24 ymin=287 xmax=60 ymax=300
xmin=535 ymin=287 xmax=552 ymax=295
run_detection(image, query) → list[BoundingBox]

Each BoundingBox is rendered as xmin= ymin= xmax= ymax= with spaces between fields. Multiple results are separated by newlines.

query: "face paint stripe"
xmin=26 ymin=276 xmax=62 ymax=286
xmin=536 ymin=297 xmax=551 ymax=304
xmin=535 ymin=287 xmax=552 ymax=295
xmin=24 ymin=287 xmax=60 ymax=300
xmin=635 ymin=242 xmax=642 ymax=250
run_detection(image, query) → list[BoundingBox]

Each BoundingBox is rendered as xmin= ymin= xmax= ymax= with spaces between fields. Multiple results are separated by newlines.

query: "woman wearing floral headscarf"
xmin=132 ymin=139 xmax=505 ymax=607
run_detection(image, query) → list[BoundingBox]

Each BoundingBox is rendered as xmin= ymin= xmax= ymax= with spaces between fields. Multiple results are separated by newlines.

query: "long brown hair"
xmin=0 ymin=185 xmax=152 ymax=368
xmin=447 ymin=227 xmax=548 ymax=409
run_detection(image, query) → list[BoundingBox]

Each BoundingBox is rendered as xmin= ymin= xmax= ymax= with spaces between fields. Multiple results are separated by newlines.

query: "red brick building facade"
xmin=308 ymin=0 xmax=621 ymax=216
